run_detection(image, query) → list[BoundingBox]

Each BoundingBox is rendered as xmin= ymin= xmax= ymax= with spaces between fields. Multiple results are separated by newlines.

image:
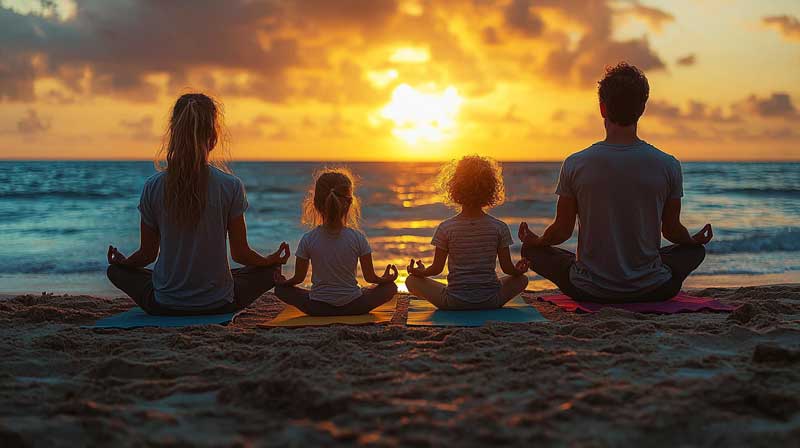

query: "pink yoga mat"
xmin=538 ymin=292 xmax=737 ymax=314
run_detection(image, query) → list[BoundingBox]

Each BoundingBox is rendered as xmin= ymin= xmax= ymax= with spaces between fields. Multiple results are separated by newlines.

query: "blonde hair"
xmin=155 ymin=93 xmax=229 ymax=226
xmin=437 ymin=155 xmax=505 ymax=209
xmin=301 ymin=167 xmax=361 ymax=229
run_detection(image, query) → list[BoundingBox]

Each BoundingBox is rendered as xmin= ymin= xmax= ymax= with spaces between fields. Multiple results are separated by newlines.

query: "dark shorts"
xmin=107 ymin=264 xmax=277 ymax=315
xmin=521 ymin=244 xmax=706 ymax=303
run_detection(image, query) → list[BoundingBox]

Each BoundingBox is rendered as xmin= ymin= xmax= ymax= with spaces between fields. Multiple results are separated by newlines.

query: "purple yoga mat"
xmin=538 ymin=292 xmax=737 ymax=314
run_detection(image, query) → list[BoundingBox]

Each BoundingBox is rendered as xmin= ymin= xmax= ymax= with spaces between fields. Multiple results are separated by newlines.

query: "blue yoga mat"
xmin=86 ymin=308 xmax=240 ymax=329
xmin=406 ymin=296 xmax=547 ymax=327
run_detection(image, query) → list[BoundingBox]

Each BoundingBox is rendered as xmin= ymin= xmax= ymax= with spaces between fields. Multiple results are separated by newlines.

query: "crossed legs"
xmin=405 ymin=275 xmax=528 ymax=310
xmin=274 ymin=283 xmax=398 ymax=316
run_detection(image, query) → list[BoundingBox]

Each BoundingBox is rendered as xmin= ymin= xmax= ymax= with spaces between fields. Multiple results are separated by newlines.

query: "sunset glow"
xmin=379 ymin=84 xmax=463 ymax=145
xmin=0 ymin=0 xmax=798 ymax=161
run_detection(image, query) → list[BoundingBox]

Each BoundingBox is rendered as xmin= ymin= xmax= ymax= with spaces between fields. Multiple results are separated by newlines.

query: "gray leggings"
xmin=521 ymin=244 xmax=706 ymax=303
xmin=275 ymin=283 xmax=398 ymax=316
xmin=107 ymin=264 xmax=277 ymax=315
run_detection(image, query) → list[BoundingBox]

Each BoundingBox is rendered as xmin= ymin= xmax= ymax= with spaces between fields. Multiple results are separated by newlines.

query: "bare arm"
xmin=360 ymin=254 xmax=399 ymax=284
xmin=107 ymin=219 xmax=160 ymax=268
xmin=228 ymin=214 xmax=289 ymax=266
xmin=497 ymin=246 xmax=529 ymax=276
xmin=519 ymin=195 xmax=577 ymax=247
xmin=662 ymin=198 xmax=713 ymax=245
xmin=406 ymin=247 xmax=448 ymax=278
xmin=274 ymin=257 xmax=309 ymax=287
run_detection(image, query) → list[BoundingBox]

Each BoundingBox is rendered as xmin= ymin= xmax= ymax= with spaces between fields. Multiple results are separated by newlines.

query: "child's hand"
xmin=515 ymin=258 xmax=530 ymax=274
xmin=518 ymin=222 xmax=539 ymax=245
xmin=379 ymin=264 xmax=399 ymax=283
xmin=273 ymin=270 xmax=289 ymax=286
xmin=407 ymin=258 xmax=426 ymax=276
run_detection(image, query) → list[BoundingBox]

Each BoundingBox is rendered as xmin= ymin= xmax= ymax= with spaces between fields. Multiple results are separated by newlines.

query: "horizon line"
xmin=0 ymin=158 xmax=798 ymax=163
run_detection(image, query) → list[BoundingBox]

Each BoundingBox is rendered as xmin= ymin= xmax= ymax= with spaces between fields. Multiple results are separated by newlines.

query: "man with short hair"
xmin=520 ymin=62 xmax=712 ymax=302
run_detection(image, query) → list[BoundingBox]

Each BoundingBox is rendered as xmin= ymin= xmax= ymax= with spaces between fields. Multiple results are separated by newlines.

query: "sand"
xmin=1 ymin=285 xmax=799 ymax=447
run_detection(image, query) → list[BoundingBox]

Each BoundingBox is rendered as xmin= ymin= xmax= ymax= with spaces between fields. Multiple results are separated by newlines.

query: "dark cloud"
xmin=0 ymin=0 xmax=674 ymax=104
xmin=504 ymin=0 xmax=544 ymax=37
xmin=763 ymin=15 xmax=800 ymax=41
xmin=676 ymin=54 xmax=696 ymax=66
xmin=744 ymin=92 xmax=797 ymax=117
xmin=17 ymin=109 xmax=50 ymax=135
xmin=646 ymin=99 xmax=739 ymax=123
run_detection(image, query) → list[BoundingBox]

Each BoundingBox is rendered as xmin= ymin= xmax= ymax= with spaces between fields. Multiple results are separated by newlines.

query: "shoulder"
xmin=344 ymin=227 xmax=369 ymax=241
xmin=484 ymin=214 xmax=510 ymax=231
xmin=641 ymin=141 xmax=681 ymax=168
xmin=210 ymin=166 xmax=244 ymax=187
xmin=562 ymin=143 xmax=600 ymax=170
xmin=437 ymin=214 xmax=461 ymax=229
xmin=142 ymin=171 xmax=165 ymax=194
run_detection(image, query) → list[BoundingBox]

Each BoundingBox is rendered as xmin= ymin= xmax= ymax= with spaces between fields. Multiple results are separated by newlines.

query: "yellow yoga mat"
xmin=260 ymin=297 xmax=398 ymax=327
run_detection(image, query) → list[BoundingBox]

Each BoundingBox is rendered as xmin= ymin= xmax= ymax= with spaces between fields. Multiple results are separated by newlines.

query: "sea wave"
xmin=706 ymin=228 xmax=800 ymax=254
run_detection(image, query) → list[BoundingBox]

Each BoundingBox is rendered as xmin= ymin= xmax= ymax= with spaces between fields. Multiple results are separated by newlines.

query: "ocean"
xmin=1 ymin=161 xmax=798 ymax=296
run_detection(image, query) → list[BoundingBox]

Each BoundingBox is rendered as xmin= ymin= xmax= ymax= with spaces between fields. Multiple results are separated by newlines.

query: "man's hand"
xmin=267 ymin=242 xmax=291 ymax=265
xmin=407 ymin=258 xmax=426 ymax=276
xmin=692 ymin=224 xmax=713 ymax=245
xmin=518 ymin=222 xmax=540 ymax=245
xmin=378 ymin=264 xmax=399 ymax=283
xmin=515 ymin=258 xmax=529 ymax=274
xmin=107 ymin=245 xmax=127 ymax=265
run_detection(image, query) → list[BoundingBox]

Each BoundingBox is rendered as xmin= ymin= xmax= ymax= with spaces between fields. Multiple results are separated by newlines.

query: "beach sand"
xmin=1 ymin=285 xmax=799 ymax=447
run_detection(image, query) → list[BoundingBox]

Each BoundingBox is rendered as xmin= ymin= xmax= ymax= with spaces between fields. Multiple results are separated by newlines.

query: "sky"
xmin=0 ymin=0 xmax=799 ymax=161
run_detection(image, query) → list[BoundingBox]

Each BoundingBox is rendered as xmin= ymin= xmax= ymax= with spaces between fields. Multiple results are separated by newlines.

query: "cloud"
xmin=622 ymin=1 xmax=675 ymax=31
xmin=762 ymin=15 xmax=800 ymax=41
xmin=647 ymin=99 xmax=739 ymax=123
xmin=119 ymin=115 xmax=157 ymax=140
xmin=504 ymin=0 xmax=544 ymax=37
xmin=676 ymin=54 xmax=696 ymax=66
xmin=742 ymin=92 xmax=797 ymax=118
xmin=17 ymin=109 xmax=50 ymax=135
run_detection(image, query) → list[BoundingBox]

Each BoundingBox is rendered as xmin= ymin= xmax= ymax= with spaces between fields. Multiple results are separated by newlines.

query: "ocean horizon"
xmin=1 ymin=160 xmax=798 ymax=296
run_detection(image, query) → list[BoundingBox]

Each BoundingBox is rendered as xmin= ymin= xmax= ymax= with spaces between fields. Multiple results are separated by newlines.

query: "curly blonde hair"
xmin=437 ymin=155 xmax=505 ymax=209
xmin=301 ymin=167 xmax=361 ymax=228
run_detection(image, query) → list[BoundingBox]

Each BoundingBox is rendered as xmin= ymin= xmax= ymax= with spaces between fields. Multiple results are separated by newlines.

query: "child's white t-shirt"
xmin=296 ymin=226 xmax=371 ymax=306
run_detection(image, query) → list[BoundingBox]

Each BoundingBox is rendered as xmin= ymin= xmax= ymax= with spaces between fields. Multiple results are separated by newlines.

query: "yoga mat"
xmin=86 ymin=308 xmax=240 ymax=329
xmin=406 ymin=296 xmax=547 ymax=327
xmin=538 ymin=292 xmax=737 ymax=314
xmin=260 ymin=297 xmax=398 ymax=327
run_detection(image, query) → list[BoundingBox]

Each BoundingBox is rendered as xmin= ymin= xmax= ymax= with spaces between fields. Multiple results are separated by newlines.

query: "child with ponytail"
xmin=274 ymin=168 xmax=399 ymax=315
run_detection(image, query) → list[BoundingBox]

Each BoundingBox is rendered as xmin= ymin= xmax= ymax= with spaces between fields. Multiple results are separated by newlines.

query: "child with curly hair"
xmin=274 ymin=168 xmax=399 ymax=316
xmin=405 ymin=155 xmax=529 ymax=309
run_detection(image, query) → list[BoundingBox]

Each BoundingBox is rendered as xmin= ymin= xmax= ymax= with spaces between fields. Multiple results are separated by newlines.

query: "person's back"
xmin=140 ymin=166 xmax=246 ymax=309
xmin=560 ymin=140 xmax=681 ymax=298
xmin=519 ymin=62 xmax=712 ymax=303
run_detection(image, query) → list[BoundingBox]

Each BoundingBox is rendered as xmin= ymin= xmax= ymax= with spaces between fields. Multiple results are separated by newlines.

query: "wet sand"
xmin=1 ymin=285 xmax=799 ymax=447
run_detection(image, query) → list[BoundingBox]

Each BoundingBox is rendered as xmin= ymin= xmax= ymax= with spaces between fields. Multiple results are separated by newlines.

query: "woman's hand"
xmin=692 ymin=224 xmax=713 ymax=245
xmin=407 ymin=259 xmax=427 ymax=277
xmin=266 ymin=242 xmax=291 ymax=265
xmin=378 ymin=264 xmax=399 ymax=283
xmin=107 ymin=245 xmax=128 ymax=265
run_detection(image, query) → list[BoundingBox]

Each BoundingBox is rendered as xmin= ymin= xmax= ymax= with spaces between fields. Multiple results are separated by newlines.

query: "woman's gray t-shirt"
xmin=138 ymin=166 xmax=248 ymax=310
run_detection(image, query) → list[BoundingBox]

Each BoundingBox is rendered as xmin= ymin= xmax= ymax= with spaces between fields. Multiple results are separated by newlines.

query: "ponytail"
xmin=301 ymin=168 xmax=361 ymax=229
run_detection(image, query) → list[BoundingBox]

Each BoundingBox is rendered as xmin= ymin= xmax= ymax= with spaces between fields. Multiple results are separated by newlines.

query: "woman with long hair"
xmin=106 ymin=93 xmax=289 ymax=315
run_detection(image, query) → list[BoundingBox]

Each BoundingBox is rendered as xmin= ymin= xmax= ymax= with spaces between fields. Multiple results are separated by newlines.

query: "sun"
xmin=379 ymin=83 xmax=463 ymax=145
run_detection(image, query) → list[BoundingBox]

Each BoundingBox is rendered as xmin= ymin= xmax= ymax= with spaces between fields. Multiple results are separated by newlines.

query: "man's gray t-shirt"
xmin=296 ymin=227 xmax=372 ymax=306
xmin=556 ymin=140 xmax=683 ymax=298
xmin=138 ymin=166 xmax=248 ymax=309
xmin=431 ymin=214 xmax=514 ymax=303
